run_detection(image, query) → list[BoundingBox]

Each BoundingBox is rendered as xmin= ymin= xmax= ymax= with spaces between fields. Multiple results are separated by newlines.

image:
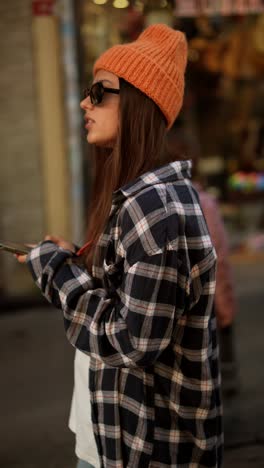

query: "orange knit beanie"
xmin=93 ymin=23 xmax=188 ymax=129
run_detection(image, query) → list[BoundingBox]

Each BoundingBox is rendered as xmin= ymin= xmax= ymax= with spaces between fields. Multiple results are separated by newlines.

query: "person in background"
xmin=195 ymin=183 xmax=238 ymax=395
xmin=167 ymin=127 xmax=238 ymax=395
xmin=17 ymin=24 xmax=223 ymax=467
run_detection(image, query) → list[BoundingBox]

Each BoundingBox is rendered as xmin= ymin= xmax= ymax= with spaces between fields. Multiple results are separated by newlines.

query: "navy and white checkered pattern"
xmin=27 ymin=161 xmax=223 ymax=467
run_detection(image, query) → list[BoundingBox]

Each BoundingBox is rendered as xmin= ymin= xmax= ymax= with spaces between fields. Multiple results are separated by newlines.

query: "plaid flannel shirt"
xmin=27 ymin=161 xmax=223 ymax=467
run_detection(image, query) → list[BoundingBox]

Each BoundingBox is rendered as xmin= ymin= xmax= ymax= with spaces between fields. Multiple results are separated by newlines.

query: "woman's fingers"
xmin=45 ymin=235 xmax=75 ymax=252
xmin=14 ymin=254 xmax=27 ymax=263
xmin=45 ymin=234 xmax=57 ymax=242
xmin=14 ymin=236 xmax=75 ymax=263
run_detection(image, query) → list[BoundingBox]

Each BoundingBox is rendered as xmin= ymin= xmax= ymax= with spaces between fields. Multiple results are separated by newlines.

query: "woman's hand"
xmin=15 ymin=244 xmax=36 ymax=264
xmin=44 ymin=235 xmax=75 ymax=252
xmin=15 ymin=235 xmax=75 ymax=264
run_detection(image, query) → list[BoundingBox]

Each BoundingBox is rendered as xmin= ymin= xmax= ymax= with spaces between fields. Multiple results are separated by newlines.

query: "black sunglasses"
xmin=83 ymin=81 xmax=120 ymax=105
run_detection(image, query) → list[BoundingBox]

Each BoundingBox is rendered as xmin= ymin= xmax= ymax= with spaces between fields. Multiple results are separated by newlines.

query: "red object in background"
xmin=32 ymin=0 xmax=55 ymax=16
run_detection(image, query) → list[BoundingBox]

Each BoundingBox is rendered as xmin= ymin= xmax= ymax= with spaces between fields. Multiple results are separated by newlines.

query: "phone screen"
xmin=0 ymin=241 xmax=32 ymax=255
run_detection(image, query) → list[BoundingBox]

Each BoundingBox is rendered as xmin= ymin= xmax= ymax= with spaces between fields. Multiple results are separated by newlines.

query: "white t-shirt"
xmin=68 ymin=349 xmax=100 ymax=467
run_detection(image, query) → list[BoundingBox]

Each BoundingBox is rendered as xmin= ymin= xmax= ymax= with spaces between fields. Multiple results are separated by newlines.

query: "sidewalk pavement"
xmin=0 ymin=262 xmax=264 ymax=467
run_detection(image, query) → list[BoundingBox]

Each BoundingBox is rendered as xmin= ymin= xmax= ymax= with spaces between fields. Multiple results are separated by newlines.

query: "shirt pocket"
xmin=103 ymin=240 xmax=124 ymax=296
xmin=189 ymin=248 xmax=217 ymax=308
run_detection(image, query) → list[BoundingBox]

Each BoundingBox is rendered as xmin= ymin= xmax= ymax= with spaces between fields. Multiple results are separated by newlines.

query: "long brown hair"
xmin=84 ymin=78 xmax=172 ymax=271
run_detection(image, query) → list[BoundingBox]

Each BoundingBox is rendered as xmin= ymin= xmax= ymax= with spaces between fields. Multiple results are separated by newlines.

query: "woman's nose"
xmin=80 ymin=96 xmax=93 ymax=110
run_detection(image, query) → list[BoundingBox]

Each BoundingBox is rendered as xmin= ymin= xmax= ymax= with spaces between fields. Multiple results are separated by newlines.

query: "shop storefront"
xmin=75 ymin=0 xmax=264 ymax=257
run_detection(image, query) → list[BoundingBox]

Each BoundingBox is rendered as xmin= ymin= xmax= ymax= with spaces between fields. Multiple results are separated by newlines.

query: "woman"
xmin=18 ymin=24 xmax=223 ymax=467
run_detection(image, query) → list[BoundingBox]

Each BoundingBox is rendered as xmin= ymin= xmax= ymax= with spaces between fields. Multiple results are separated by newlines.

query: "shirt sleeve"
xmin=26 ymin=240 xmax=178 ymax=368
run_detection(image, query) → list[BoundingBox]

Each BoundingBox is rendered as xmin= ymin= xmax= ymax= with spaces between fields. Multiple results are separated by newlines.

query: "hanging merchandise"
xmin=220 ymin=0 xmax=232 ymax=16
xmin=189 ymin=13 xmax=264 ymax=80
xmin=251 ymin=14 xmax=264 ymax=75
xmin=221 ymin=16 xmax=264 ymax=79
xmin=174 ymin=0 xmax=264 ymax=16
xmin=174 ymin=0 xmax=197 ymax=17
xmin=221 ymin=26 xmax=245 ymax=79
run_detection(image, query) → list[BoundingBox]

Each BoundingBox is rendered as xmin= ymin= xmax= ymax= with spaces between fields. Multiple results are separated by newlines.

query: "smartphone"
xmin=0 ymin=240 xmax=32 ymax=255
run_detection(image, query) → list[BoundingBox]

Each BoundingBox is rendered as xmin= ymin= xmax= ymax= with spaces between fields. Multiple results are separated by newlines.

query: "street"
xmin=0 ymin=261 xmax=263 ymax=467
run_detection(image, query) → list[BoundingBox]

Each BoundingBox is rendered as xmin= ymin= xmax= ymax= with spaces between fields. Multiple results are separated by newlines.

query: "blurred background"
xmin=0 ymin=1 xmax=264 ymax=467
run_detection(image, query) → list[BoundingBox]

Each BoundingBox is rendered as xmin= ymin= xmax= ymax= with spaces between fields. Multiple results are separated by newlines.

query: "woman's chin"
xmin=86 ymin=129 xmax=116 ymax=147
xmin=87 ymin=132 xmax=96 ymax=144
xmin=87 ymin=134 xmax=106 ymax=146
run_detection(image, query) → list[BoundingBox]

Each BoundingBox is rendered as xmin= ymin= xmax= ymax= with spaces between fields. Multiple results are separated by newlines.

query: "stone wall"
xmin=0 ymin=1 xmax=44 ymax=297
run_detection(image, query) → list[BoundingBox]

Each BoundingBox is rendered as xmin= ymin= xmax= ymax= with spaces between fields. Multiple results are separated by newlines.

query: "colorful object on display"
xmin=228 ymin=171 xmax=264 ymax=192
xmin=246 ymin=233 xmax=264 ymax=252
xmin=174 ymin=0 xmax=264 ymax=16
xmin=32 ymin=0 xmax=55 ymax=16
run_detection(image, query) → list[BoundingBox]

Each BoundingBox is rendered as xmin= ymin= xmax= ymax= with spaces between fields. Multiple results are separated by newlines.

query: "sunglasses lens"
xmin=83 ymin=88 xmax=89 ymax=99
xmin=90 ymin=83 xmax=104 ymax=105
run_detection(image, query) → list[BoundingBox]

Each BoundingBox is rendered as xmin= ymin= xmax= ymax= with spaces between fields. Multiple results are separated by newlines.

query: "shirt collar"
xmin=112 ymin=160 xmax=192 ymax=203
